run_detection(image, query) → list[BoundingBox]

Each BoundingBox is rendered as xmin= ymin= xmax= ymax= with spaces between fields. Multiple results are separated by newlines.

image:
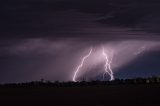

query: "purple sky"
xmin=0 ymin=0 xmax=160 ymax=83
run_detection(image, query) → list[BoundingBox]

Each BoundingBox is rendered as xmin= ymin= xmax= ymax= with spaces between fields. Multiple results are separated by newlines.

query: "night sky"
xmin=0 ymin=0 xmax=160 ymax=83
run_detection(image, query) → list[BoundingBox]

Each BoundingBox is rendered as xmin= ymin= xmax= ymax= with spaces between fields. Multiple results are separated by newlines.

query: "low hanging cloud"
xmin=0 ymin=38 xmax=160 ymax=82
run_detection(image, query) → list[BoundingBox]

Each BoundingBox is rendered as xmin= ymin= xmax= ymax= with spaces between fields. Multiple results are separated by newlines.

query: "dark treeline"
xmin=1 ymin=76 xmax=160 ymax=88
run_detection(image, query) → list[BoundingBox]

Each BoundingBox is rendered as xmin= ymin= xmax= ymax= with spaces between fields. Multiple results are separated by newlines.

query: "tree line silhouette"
xmin=1 ymin=76 xmax=160 ymax=88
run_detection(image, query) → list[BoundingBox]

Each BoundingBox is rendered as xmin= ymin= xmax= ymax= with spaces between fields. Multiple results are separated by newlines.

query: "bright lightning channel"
xmin=102 ymin=46 xmax=114 ymax=81
xmin=73 ymin=48 xmax=93 ymax=82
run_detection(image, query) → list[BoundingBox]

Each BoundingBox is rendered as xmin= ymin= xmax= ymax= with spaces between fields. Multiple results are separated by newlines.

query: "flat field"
xmin=0 ymin=84 xmax=160 ymax=106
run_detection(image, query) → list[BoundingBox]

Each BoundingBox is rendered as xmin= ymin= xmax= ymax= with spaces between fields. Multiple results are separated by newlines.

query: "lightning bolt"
xmin=73 ymin=48 xmax=92 ymax=82
xmin=102 ymin=46 xmax=114 ymax=81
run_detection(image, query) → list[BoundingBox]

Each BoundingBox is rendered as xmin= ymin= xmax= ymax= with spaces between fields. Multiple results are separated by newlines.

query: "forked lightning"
xmin=73 ymin=46 xmax=114 ymax=82
xmin=102 ymin=46 xmax=114 ymax=81
xmin=73 ymin=48 xmax=93 ymax=82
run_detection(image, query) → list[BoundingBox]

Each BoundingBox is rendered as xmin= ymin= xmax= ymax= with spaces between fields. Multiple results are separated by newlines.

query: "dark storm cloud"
xmin=1 ymin=0 xmax=160 ymax=39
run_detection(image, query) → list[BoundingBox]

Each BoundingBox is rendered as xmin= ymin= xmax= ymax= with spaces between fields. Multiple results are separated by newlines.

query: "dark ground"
xmin=0 ymin=84 xmax=160 ymax=106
